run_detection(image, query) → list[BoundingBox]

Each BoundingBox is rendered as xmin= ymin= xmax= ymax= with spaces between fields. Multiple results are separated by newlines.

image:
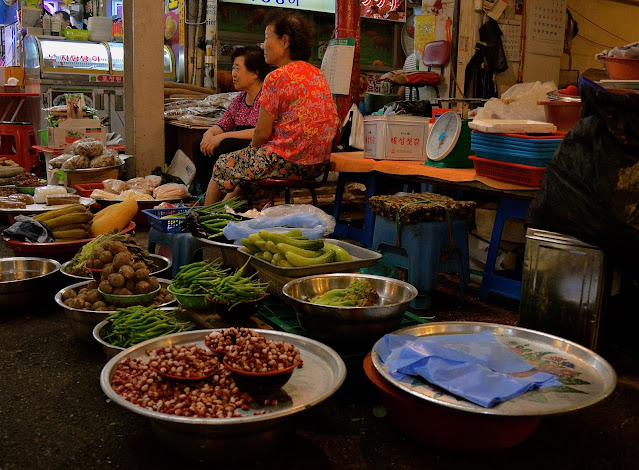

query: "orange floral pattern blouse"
xmin=259 ymin=61 xmax=339 ymax=165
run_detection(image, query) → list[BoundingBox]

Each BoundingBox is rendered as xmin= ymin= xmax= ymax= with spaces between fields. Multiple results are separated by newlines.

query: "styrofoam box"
xmin=363 ymin=115 xmax=430 ymax=161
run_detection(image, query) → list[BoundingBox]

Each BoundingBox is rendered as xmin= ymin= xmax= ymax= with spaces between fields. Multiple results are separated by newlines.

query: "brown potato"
xmin=92 ymin=301 xmax=107 ymax=311
xmin=98 ymin=280 xmax=113 ymax=294
xmin=85 ymin=289 xmax=102 ymax=304
xmin=62 ymin=289 xmax=77 ymax=300
xmin=112 ymin=252 xmax=133 ymax=270
xmin=78 ymin=288 xmax=89 ymax=296
xmin=93 ymin=247 xmax=105 ymax=257
xmin=87 ymin=280 xmax=98 ymax=290
xmin=108 ymin=273 xmax=125 ymax=288
xmin=125 ymin=278 xmax=136 ymax=292
xmin=109 ymin=241 xmax=128 ymax=254
xmin=148 ymin=277 xmax=160 ymax=291
xmin=134 ymin=268 xmax=150 ymax=281
xmin=134 ymin=281 xmax=151 ymax=294
xmin=132 ymin=261 xmax=147 ymax=271
xmin=99 ymin=250 xmax=114 ymax=264
xmin=113 ymin=287 xmax=132 ymax=295
xmin=102 ymin=264 xmax=115 ymax=277
xmin=119 ymin=264 xmax=135 ymax=280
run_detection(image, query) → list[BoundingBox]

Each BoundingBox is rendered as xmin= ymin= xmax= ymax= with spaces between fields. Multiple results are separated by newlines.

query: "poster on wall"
xmin=164 ymin=0 xmax=184 ymax=81
xmin=414 ymin=13 xmax=436 ymax=55
xmin=361 ymin=0 xmax=406 ymax=22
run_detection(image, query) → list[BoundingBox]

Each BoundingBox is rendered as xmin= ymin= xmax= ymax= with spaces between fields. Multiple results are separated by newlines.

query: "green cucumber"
xmin=261 ymin=231 xmax=324 ymax=251
xmin=276 ymin=242 xmax=324 ymax=258
xmin=322 ymin=242 xmax=352 ymax=262
xmin=241 ymin=238 xmax=261 ymax=254
xmin=285 ymin=250 xmax=335 ymax=267
xmin=265 ymin=240 xmax=281 ymax=254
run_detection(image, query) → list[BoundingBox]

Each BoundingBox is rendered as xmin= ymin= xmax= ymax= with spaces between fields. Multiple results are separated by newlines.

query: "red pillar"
xmin=334 ymin=0 xmax=360 ymax=123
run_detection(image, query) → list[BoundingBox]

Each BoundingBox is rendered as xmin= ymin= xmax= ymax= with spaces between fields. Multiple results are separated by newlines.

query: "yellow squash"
xmin=90 ymin=199 xmax=138 ymax=237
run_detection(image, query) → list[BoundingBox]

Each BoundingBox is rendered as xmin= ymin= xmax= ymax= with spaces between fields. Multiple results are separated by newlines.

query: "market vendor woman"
xmin=204 ymin=11 xmax=340 ymax=205
xmin=193 ymin=46 xmax=270 ymax=193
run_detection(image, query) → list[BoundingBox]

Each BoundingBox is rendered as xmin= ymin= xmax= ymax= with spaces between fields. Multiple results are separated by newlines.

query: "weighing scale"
xmin=425 ymin=112 xmax=474 ymax=168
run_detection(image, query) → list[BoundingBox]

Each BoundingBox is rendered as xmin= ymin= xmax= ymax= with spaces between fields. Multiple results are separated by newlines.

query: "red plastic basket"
xmin=469 ymin=155 xmax=546 ymax=187
xmin=74 ymin=182 xmax=104 ymax=198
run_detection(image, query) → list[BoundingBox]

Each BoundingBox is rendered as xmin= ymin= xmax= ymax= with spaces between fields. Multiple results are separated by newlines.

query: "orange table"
xmin=329 ymin=151 xmax=537 ymax=247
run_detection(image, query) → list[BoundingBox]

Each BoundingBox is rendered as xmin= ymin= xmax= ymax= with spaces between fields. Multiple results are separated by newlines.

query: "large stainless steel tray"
xmin=100 ymin=329 xmax=346 ymax=429
xmin=238 ymin=238 xmax=382 ymax=277
xmin=372 ymin=322 xmax=617 ymax=417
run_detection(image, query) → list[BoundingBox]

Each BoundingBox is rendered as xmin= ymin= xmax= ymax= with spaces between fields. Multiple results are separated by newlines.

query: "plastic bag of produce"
xmin=223 ymin=213 xmax=327 ymax=245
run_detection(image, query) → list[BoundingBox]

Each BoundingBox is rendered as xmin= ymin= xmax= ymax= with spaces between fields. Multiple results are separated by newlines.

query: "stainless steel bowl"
xmin=0 ymin=257 xmax=61 ymax=309
xmin=92 ymin=319 xmax=126 ymax=360
xmin=100 ymin=329 xmax=346 ymax=456
xmin=55 ymin=278 xmax=176 ymax=342
xmin=60 ymin=254 xmax=172 ymax=282
xmin=92 ymin=307 xmax=194 ymax=360
xmin=282 ymin=273 xmax=418 ymax=348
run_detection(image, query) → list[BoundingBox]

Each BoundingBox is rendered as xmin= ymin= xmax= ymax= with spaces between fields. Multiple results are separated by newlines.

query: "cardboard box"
xmin=48 ymin=119 xmax=107 ymax=149
xmin=0 ymin=66 xmax=25 ymax=86
xmin=363 ymin=115 xmax=430 ymax=161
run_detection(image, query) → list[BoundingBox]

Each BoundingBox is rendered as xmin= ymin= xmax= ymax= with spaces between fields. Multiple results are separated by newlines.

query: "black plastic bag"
xmin=526 ymin=86 xmax=639 ymax=264
xmin=2 ymin=215 xmax=53 ymax=243
xmin=387 ymin=100 xmax=432 ymax=117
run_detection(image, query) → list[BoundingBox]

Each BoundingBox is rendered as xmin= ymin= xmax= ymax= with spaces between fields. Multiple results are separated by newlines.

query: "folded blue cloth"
xmin=374 ymin=330 xmax=561 ymax=408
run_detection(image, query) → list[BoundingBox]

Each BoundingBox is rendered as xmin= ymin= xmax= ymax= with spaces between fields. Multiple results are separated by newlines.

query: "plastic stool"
xmin=479 ymin=198 xmax=530 ymax=302
xmin=147 ymin=228 xmax=209 ymax=277
xmin=0 ymin=122 xmax=39 ymax=172
xmin=331 ymin=172 xmax=380 ymax=248
xmin=372 ymin=215 xmax=470 ymax=309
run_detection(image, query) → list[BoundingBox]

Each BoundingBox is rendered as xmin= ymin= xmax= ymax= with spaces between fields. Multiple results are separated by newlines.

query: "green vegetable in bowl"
xmin=102 ymin=306 xmax=191 ymax=348
xmin=310 ymin=280 xmax=380 ymax=307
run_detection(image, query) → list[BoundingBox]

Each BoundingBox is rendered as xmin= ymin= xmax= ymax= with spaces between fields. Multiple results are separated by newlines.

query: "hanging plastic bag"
xmin=526 ymin=86 xmax=639 ymax=265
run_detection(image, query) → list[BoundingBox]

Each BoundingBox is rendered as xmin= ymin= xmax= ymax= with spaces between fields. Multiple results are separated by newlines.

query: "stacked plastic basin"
xmin=469 ymin=132 xmax=565 ymax=187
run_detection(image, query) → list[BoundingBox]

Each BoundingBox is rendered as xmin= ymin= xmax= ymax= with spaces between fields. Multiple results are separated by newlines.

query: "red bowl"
xmin=363 ymin=353 xmax=541 ymax=452
xmin=223 ymin=355 xmax=299 ymax=395
xmin=84 ymin=265 xmax=103 ymax=282
xmin=2 ymin=221 xmax=136 ymax=262
xmin=603 ymin=56 xmax=639 ymax=80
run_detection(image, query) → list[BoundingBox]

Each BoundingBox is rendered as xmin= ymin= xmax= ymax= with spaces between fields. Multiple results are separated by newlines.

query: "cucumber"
xmin=241 ymin=238 xmax=261 ymax=254
xmin=283 ymin=229 xmax=303 ymax=238
xmin=322 ymin=242 xmax=352 ymax=262
xmin=261 ymin=231 xmax=324 ymax=251
xmin=248 ymin=233 xmax=267 ymax=251
xmin=285 ymin=250 xmax=335 ymax=267
xmin=277 ymin=242 xmax=324 ymax=258
xmin=272 ymin=253 xmax=284 ymax=264
xmin=262 ymin=251 xmax=273 ymax=262
xmin=265 ymin=240 xmax=281 ymax=254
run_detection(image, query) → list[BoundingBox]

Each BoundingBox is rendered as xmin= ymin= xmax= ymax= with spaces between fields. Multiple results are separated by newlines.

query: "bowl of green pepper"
xmin=92 ymin=306 xmax=194 ymax=359
xmin=282 ymin=273 xmax=418 ymax=349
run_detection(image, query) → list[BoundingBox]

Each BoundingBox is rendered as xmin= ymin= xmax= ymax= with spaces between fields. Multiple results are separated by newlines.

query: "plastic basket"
xmin=74 ymin=182 xmax=104 ymax=198
xmin=469 ymin=155 xmax=546 ymax=187
xmin=142 ymin=207 xmax=192 ymax=233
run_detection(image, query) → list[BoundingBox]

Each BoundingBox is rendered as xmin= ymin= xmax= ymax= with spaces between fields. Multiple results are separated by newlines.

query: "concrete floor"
xmin=1 ymin=221 xmax=638 ymax=469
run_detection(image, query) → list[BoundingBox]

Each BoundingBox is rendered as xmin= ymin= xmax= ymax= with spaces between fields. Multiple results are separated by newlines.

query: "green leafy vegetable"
xmin=310 ymin=280 xmax=380 ymax=307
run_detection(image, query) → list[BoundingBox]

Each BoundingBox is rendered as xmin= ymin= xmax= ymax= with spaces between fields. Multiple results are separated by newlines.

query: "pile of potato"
xmin=85 ymin=240 xmax=161 ymax=296
xmin=62 ymin=280 xmax=174 ymax=311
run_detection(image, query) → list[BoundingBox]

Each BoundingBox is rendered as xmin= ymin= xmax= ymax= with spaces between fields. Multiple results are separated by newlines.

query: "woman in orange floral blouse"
xmin=204 ymin=11 xmax=339 ymax=205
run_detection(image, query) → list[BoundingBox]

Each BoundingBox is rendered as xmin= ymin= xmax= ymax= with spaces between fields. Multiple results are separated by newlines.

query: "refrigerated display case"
xmin=23 ymin=35 xmax=177 ymax=144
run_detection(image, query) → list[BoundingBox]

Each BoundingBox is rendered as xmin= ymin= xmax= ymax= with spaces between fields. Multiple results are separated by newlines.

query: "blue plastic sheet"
xmin=223 ymin=213 xmax=326 ymax=245
xmin=374 ymin=330 xmax=561 ymax=408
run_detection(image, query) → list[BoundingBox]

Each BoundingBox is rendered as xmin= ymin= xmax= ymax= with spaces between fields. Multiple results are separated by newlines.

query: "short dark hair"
xmin=55 ymin=10 xmax=71 ymax=22
xmin=231 ymin=46 xmax=271 ymax=81
xmin=264 ymin=11 xmax=315 ymax=62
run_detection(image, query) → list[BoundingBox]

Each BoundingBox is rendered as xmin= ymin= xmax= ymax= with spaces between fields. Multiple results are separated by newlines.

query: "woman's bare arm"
xmin=251 ymin=106 xmax=274 ymax=148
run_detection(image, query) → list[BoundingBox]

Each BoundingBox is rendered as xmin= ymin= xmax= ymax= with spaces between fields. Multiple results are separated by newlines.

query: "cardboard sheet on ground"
xmin=374 ymin=330 xmax=561 ymax=407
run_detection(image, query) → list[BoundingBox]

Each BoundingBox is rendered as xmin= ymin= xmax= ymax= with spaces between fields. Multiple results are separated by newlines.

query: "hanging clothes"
xmin=463 ymin=18 xmax=508 ymax=99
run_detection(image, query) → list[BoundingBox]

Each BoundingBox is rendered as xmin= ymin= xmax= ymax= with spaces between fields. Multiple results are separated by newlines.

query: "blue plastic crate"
xmin=142 ymin=207 xmax=193 ymax=233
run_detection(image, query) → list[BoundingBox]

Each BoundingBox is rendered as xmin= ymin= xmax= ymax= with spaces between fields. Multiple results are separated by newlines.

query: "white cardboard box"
xmin=363 ymin=115 xmax=430 ymax=161
xmin=48 ymin=118 xmax=107 ymax=149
